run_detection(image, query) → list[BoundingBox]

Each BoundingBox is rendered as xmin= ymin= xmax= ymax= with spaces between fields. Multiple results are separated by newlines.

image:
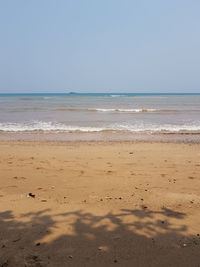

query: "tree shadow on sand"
xmin=0 ymin=207 xmax=200 ymax=267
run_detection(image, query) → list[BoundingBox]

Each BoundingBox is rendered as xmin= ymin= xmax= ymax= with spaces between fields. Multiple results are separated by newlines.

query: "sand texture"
xmin=0 ymin=140 xmax=200 ymax=266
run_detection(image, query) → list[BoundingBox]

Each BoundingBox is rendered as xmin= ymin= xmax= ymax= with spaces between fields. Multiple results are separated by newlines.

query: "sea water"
xmin=0 ymin=93 xmax=200 ymax=140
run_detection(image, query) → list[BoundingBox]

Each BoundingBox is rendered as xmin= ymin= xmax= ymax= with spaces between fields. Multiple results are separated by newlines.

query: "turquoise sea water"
xmin=0 ymin=93 xmax=200 ymax=139
xmin=0 ymin=93 xmax=200 ymax=97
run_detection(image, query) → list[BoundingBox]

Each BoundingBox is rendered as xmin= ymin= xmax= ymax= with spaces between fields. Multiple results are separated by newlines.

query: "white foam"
xmin=0 ymin=121 xmax=200 ymax=133
xmin=111 ymin=123 xmax=200 ymax=132
xmin=110 ymin=95 xmax=126 ymax=97
xmin=94 ymin=108 xmax=116 ymax=112
xmin=0 ymin=121 xmax=104 ymax=132
xmin=119 ymin=109 xmax=157 ymax=113
xmin=90 ymin=108 xmax=158 ymax=113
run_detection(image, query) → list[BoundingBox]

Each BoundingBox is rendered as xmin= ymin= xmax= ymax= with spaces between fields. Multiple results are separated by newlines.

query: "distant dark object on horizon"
xmin=69 ymin=92 xmax=77 ymax=94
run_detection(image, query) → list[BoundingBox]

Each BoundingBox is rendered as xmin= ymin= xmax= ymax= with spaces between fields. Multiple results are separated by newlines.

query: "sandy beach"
xmin=0 ymin=140 xmax=200 ymax=266
xmin=1 ymin=0 xmax=200 ymax=265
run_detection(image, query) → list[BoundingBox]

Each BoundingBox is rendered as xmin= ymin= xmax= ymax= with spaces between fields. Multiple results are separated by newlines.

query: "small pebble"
xmin=28 ymin=193 xmax=35 ymax=198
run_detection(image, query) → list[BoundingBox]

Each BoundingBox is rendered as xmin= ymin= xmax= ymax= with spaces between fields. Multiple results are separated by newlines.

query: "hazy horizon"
xmin=1 ymin=92 xmax=200 ymax=95
xmin=0 ymin=0 xmax=200 ymax=93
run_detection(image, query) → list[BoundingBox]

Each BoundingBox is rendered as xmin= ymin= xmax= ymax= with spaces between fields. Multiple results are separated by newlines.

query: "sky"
xmin=0 ymin=0 xmax=200 ymax=93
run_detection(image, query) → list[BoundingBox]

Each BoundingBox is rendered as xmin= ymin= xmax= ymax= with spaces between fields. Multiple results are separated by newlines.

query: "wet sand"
xmin=0 ymin=140 xmax=200 ymax=266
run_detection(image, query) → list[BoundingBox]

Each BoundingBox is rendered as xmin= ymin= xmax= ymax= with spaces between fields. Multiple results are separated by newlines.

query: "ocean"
xmin=0 ymin=93 xmax=200 ymax=141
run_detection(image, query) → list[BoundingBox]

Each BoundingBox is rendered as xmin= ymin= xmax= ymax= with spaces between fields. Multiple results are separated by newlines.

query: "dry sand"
xmin=0 ymin=140 xmax=200 ymax=266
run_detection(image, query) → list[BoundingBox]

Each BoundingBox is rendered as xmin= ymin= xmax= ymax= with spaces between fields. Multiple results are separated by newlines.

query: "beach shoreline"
xmin=0 ymin=131 xmax=200 ymax=144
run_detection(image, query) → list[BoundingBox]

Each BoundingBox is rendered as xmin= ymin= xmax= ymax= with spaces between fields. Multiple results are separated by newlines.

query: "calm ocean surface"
xmin=0 ymin=93 xmax=200 ymax=140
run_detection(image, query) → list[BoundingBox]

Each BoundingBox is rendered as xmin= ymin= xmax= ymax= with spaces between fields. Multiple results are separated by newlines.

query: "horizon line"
xmin=0 ymin=92 xmax=200 ymax=94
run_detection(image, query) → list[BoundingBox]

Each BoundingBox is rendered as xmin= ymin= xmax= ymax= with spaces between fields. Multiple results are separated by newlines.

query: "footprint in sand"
xmin=188 ymin=176 xmax=195 ymax=179
xmin=13 ymin=176 xmax=27 ymax=180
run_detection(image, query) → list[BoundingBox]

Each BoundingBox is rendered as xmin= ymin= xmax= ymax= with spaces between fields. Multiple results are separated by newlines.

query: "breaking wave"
xmin=55 ymin=108 xmax=200 ymax=113
xmin=90 ymin=108 xmax=158 ymax=113
xmin=56 ymin=108 xmax=159 ymax=113
xmin=0 ymin=121 xmax=200 ymax=134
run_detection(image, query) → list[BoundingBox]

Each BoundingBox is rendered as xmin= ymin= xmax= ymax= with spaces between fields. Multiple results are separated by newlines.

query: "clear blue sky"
xmin=0 ymin=0 xmax=200 ymax=93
